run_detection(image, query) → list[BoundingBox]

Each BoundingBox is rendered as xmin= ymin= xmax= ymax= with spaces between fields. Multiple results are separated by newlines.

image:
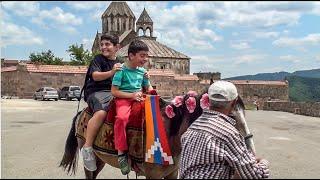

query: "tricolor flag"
xmin=144 ymin=95 xmax=174 ymax=165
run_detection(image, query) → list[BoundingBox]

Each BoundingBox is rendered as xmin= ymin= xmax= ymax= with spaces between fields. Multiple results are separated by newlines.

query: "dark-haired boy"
xmin=81 ymin=34 xmax=122 ymax=171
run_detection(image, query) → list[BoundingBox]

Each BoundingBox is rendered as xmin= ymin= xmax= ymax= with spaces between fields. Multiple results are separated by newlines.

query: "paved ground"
xmin=2 ymin=99 xmax=320 ymax=179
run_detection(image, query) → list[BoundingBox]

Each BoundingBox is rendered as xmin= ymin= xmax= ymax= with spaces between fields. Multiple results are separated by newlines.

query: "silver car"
xmin=58 ymin=86 xmax=81 ymax=101
xmin=33 ymin=87 xmax=59 ymax=101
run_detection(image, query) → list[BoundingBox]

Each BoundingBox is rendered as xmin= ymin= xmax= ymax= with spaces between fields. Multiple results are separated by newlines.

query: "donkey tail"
xmin=59 ymin=110 xmax=82 ymax=175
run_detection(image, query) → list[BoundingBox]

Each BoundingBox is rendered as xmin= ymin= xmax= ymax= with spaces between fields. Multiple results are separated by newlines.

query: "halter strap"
xmin=244 ymin=133 xmax=253 ymax=140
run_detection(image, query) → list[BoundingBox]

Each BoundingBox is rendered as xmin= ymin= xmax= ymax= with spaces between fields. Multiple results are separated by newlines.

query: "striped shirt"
xmin=179 ymin=110 xmax=269 ymax=179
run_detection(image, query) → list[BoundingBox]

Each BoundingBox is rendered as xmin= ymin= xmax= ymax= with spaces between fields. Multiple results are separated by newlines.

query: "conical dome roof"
xmin=102 ymin=2 xmax=135 ymax=18
xmin=137 ymin=8 xmax=153 ymax=23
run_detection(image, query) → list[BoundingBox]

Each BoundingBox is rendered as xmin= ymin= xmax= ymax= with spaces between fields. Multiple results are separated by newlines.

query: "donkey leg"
xmin=84 ymin=155 xmax=105 ymax=179
xmin=164 ymin=169 xmax=178 ymax=179
xmin=84 ymin=167 xmax=94 ymax=179
xmin=92 ymin=157 xmax=105 ymax=179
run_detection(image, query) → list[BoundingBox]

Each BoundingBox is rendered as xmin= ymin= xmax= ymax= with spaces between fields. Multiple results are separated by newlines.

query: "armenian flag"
xmin=144 ymin=95 xmax=174 ymax=165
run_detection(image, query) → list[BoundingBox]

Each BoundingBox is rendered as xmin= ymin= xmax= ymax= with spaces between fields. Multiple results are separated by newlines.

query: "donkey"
xmin=59 ymin=91 xmax=255 ymax=179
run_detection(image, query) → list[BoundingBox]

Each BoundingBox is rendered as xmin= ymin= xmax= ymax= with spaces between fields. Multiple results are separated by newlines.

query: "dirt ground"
xmin=2 ymin=99 xmax=320 ymax=179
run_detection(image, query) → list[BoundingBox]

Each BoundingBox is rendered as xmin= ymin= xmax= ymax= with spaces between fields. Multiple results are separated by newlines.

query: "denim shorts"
xmin=87 ymin=91 xmax=113 ymax=113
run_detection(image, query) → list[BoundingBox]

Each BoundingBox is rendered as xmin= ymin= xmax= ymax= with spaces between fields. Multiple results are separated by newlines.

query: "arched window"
xmin=145 ymin=28 xmax=151 ymax=37
xmin=117 ymin=18 xmax=120 ymax=31
xmin=138 ymin=28 xmax=144 ymax=36
xmin=106 ymin=19 xmax=108 ymax=32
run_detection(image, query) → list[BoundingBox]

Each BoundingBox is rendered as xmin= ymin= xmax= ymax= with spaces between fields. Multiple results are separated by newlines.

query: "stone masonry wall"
xmin=263 ymin=101 xmax=320 ymax=117
xmin=236 ymin=84 xmax=289 ymax=108
xmin=2 ymin=66 xmax=289 ymax=104
xmin=1 ymin=69 xmax=86 ymax=98
xmin=1 ymin=71 xmax=19 ymax=97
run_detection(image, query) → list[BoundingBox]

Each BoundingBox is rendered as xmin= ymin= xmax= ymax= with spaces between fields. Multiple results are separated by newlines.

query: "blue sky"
xmin=1 ymin=1 xmax=320 ymax=78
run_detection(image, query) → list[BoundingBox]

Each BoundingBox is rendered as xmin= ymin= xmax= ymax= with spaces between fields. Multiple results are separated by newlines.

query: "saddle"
xmin=76 ymin=98 xmax=146 ymax=163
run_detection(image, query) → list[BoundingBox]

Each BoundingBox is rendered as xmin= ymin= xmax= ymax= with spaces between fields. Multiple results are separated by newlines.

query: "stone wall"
xmin=148 ymin=57 xmax=189 ymax=75
xmin=2 ymin=65 xmax=289 ymax=104
xmin=236 ymin=83 xmax=289 ymax=106
xmin=263 ymin=101 xmax=320 ymax=117
xmin=1 ymin=70 xmax=19 ymax=97
xmin=193 ymin=72 xmax=221 ymax=81
xmin=1 ymin=68 xmax=86 ymax=98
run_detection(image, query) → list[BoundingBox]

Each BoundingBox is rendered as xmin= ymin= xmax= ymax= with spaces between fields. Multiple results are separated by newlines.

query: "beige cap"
xmin=208 ymin=81 xmax=238 ymax=101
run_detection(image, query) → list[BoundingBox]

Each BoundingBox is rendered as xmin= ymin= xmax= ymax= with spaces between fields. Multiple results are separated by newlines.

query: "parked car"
xmin=59 ymin=86 xmax=81 ymax=101
xmin=33 ymin=87 xmax=59 ymax=101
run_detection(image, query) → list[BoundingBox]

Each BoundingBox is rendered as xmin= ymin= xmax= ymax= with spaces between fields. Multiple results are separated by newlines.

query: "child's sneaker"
xmin=81 ymin=146 xmax=97 ymax=171
xmin=118 ymin=153 xmax=130 ymax=175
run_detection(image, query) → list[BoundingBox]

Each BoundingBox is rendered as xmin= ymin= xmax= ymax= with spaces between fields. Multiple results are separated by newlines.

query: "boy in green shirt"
xmin=111 ymin=40 xmax=153 ymax=175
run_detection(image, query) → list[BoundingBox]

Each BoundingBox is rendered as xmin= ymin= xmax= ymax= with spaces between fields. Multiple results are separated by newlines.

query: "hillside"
xmin=224 ymin=68 xmax=320 ymax=80
xmin=286 ymin=76 xmax=320 ymax=102
xmin=224 ymin=68 xmax=320 ymax=102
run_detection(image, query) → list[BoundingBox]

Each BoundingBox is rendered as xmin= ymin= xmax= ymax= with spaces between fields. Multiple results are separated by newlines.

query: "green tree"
xmin=67 ymin=44 xmax=94 ymax=66
xmin=29 ymin=50 xmax=64 ymax=65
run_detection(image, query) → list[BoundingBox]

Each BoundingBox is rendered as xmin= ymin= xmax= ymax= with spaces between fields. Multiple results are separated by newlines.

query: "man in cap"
xmin=179 ymin=81 xmax=270 ymax=179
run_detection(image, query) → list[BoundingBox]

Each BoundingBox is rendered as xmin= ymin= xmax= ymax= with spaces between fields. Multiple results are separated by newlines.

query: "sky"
xmin=1 ymin=1 xmax=320 ymax=78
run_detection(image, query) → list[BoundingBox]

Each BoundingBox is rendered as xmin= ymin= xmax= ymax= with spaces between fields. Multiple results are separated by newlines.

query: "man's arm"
xmin=225 ymin=133 xmax=270 ymax=179
xmin=92 ymin=63 xmax=122 ymax=81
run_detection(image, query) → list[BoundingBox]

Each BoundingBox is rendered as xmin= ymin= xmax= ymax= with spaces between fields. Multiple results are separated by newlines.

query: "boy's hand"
xmin=144 ymin=71 xmax=150 ymax=79
xmin=112 ymin=63 xmax=122 ymax=73
xmin=132 ymin=92 xmax=143 ymax=101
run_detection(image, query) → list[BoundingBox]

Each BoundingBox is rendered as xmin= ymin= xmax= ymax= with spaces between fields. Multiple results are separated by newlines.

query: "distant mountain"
xmin=286 ymin=76 xmax=320 ymax=102
xmin=224 ymin=68 xmax=320 ymax=102
xmin=292 ymin=69 xmax=320 ymax=79
xmin=224 ymin=68 xmax=320 ymax=80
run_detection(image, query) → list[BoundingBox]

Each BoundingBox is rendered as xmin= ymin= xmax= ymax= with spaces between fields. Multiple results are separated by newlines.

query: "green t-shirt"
xmin=112 ymin=65 xmax=150 ymax=93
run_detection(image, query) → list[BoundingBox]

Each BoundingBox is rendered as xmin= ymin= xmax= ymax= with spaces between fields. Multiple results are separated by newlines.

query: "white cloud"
xmin=66 ymin=2 xmax=108 ymax=11
xmin=2 ymin=1 xmax=40 ymax=16
xmin=189 ymin=27 xmax=222 ymax=42
xmin=190 ymin=55 xmax=224 ymax=73
xmin=91 ymin=9 xmax=105 ymax=21
xmin=32 ymin=7 xmax=82 ymax=26
xmin=1 ymin=8 xmax=11 ymax=21
xmin=234 ymin=54 xmax=266 ymax=65
xmin=315 ymin=55 xmax=320 ymax=62
xmin=82 ymin=38 xmax=94 ymax=51
xmin=61 ymin=26 xmax=78 ymax=34
xmin=311 ymin=2 xmax=320 ymax=15
xmin=157 ymin=29 xmax=185 ymax=48
xmin=2 ymin=2 xmax=83 ymax=33
xmin=279 ymin=55 xmax=300 ymax=63
xmin=188 ymin=39 xmax=215 ymax=51
xmin=1 ymin=21 xmax=43 ymax=47
xmin=282 ymin=30 xmax=290 ymax=36
xmin=273 ymin=33 xmax=320 ymax=47
xmin=253 ymin=31 xmax=279 ymax=39
xmin=176 ymin=1 xmax=320 ymax=29
xmin=231 ymin=42 xmax=251 ymax=50
xmin=254 ymin=1 xmax=314 ymax=12
xmin=29 ymin=6 xmax=83 ymax=34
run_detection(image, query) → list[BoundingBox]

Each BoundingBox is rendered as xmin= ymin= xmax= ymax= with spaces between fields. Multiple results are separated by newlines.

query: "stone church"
xmin=92 ymin=1 xmax=190 ymax=75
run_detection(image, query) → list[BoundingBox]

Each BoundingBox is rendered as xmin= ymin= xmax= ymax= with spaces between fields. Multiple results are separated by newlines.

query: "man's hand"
xmin=112 ymin=63 xmax=122 ymax=73
xmin=132 ymin=91 xmax=143 ymax=101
